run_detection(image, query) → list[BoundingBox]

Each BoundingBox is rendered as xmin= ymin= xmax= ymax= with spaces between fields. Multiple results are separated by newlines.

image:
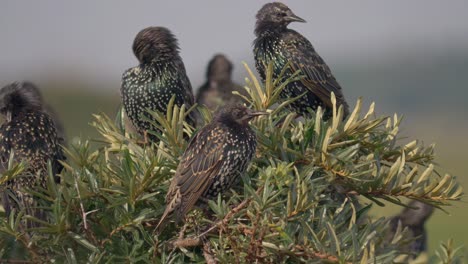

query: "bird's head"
xmin=206 ymin=54 xmax=233 ymax=82
xmin=216 ymin=104 xmax=268 ymax=126
xmin=0 ymin=82 xmax=43 ymax=121
xmin=255 ymin=2 xmax=306 ymax=35
xmin=132 ymin=27 xmax=180 ymax=64
xmin=398 ymin=200 xmax=435 ymax=227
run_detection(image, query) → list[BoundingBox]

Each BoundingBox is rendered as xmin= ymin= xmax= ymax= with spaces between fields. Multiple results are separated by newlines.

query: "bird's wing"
xmin=174 ymin=58 xmax=195 ymax=107
xmin=120 ymin=67 xmax=136 ymax=97
xmin=166 ymin=124 xmax=226 ymax=220
xmin=42 ymin=114 xmax=66 ymax=181
xmin=0 ymin=114 xmax=64 ymax=180
xmin=0 ymin=123 xmax=13 ymax=171
xmin=283 ymin=32 xmax=348 ymax=112
xmin=0 ymin=123 xmax=14 ymax=215
xmin=174 ymin=58 xmax=198 ymax=125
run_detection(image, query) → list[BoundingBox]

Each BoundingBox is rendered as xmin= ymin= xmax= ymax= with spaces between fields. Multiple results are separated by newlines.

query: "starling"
xmin=253 ymin=2 xmax=350 ymax=118
xmin=121 ymin=27 xmax=195 ymax=142
xmin=196 ymin=54 xmax=247 ymax=112
xmin=0 ymin=82 xmax=65 ymax=226
xmin=155 ymin=104 xmax=266 ymax=230
xmin=388 ymin=201 xmax=434 ymax=257
xmin=16 ymin=81 xmax=67 ymax=146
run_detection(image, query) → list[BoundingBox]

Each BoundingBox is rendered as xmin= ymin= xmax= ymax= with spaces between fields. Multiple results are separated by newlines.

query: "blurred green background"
xmin=2 ymin=0 xmax=467 ymax=259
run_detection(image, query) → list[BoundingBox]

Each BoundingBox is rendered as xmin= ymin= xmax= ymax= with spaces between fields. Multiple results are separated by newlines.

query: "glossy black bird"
xmin=121 ymin=27 xmax=195 ymax=142
xmin=196 ymin=54 xmax=247 ymax=112
xmin=388 ymin=201 xmax=434 ymax=257
xmin=0 ymin=82 xmax=65 ymax=226
xmin=17 ymin=82 xmax=67 ymax=146
xmin=253 ymin=2 xmax=350 ymax=118
xmin=156 ymin=105 xmax=266 ymax=230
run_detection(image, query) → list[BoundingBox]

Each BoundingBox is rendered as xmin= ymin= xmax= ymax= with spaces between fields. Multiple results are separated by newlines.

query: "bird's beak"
xmin=286 ymin=12 xmax=306 ymax=23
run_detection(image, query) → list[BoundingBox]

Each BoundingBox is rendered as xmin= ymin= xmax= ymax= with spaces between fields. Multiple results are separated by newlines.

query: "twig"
xmin=293 ymin=245 xmax=352 ymax=264
xmin=170 ymin=187 xmax=263 ymax=249
xmin=246 ymin=211 xmax=261 ymax=262
xmin=109 ymin=222 xmax=133 ymax=237
xmin=293 ymin=159 xmax=311 ymax=166
xmin=202 ymin=238 xmax=218 ymax=264
xmin=303 ymin=252 xmax=344 ymax=262
xmin=178 ymin=222 xmax=188 ymax=240
xmin=171 ymin=237 xmax=201 ymax=248
xmin=72 ymin=172 xmax=89 ymax=230
xmin=72 ymin=173 xmax=100 ymax=245
xmin=199 ymin=188 xmax=261 ymax=238
xmin=15 ymin=224 xmax=42 ymax=262
xmin=0 ymin=260 xmax=34 ymax=264
xmin=105 ymin=218 xmax=148 ymax=246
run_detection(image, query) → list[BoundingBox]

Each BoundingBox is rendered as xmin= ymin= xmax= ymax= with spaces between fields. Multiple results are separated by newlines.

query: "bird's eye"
xmin=278 ymin=12 xmax=287 ymax=17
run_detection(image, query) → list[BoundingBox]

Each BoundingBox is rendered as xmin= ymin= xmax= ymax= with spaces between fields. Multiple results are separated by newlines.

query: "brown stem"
xmin=171 ymin=237 xmax=201 ymax=248
xmin=15 ymin=227 xmax=42 ymax=262
xmin=0 ymin=260 xmax=34 ymax=264
xmin=246 ymin=211 xmax=261 ymax=262
xmin=178 ymin=222 xmax=188 ymax=240
xmin=293 ymin=245 xmax=352 ymax=263
xmin=202 ymin=238 xmax=218 ymax=264
xmin=169 ymin=187 xmax=263 ymax=249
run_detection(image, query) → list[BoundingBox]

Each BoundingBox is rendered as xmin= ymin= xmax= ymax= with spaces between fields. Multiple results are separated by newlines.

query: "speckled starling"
xmin=253 ymin=2 xmax=350 ymax=118
xmin=196 ymin=54 xmax=247 ymax=112
xmin=388 ymin=201 xmax=434 ymax=257
xmin=156 ymin=104 xmax=266 ymax=230
xmin=121 ymin=27 xmax=195 ymax=142
xmin=0 ymin=82 xmax=65 ymax=226
xmin=17 ymin=81 xmax=67 ymax=146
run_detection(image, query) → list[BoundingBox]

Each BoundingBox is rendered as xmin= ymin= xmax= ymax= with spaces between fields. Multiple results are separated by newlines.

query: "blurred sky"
xmin=1 ymin=0 xmax=467 ymax=93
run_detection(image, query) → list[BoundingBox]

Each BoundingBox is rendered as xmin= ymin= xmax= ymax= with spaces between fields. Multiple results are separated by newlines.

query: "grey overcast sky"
xmin=1 ymin=0 xmax=467 ymax=90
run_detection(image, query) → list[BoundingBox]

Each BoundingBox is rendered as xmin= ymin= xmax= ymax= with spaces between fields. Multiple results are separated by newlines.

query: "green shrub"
xmin=0 ymin=64 xmax=463 ymax=263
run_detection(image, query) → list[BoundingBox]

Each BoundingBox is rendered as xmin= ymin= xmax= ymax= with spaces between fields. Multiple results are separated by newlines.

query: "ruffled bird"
xmin=156 ymin=104 xmax=266 ymax=231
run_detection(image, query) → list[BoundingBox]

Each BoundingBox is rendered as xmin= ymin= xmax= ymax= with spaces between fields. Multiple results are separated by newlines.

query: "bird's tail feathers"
xmin=155 ymin=209 xmax=171 ymax=234
xmin=155 ymin=192 xmax=181 ymax=234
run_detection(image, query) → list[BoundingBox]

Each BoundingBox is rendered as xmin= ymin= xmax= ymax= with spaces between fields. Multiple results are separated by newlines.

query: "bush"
xmin=0 ymin=64 xmax=463 ymax=263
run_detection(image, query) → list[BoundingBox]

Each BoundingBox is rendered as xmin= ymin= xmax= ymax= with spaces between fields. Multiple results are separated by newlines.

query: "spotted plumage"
xmin=156 ymin=105 xmax=266 ymax=231
xmin=196 ymin=54 xmax=247 ymax=112
xmin=388 ymin=201 xmax=434 ymax=256
xmin=121 ymin=27 xmax=195 ymax=142
xmin=253 ymin=2 xmax=349 ymax=117
xmin=0 ymin=82 xmax=65 ymax=226
xmin=17 ymin=82 xmax=67 ymax=146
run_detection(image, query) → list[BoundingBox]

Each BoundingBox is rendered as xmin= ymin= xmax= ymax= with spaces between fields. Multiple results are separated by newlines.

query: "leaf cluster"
xmin=0 ymin=64 xmax=463 ymax=263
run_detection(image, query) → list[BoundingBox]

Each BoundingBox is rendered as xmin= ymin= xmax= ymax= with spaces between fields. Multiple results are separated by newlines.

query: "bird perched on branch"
xmin=0 ymin=82 xmax=65 ymax=227
xmin=156 ymin=104 xmax=266 ymax=231
xmin=388 ymin=200 xmax=434 ymax=259
xmin=196 ymin=54 xmax=247 ymax=112
xmin=121 ymin=27 xmax=195 ymax=142
xmin=253 ymin=2 xmax=349 ymax=118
